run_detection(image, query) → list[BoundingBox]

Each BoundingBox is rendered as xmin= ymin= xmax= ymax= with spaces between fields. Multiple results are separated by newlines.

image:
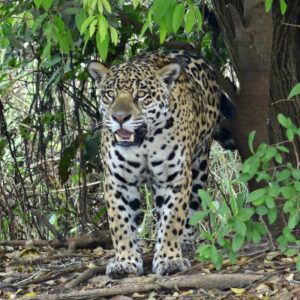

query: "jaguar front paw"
xmin=106 ymin=259 xmax=143 ymax=279
xmin=152 ymin=257 xmax=191 ymax=276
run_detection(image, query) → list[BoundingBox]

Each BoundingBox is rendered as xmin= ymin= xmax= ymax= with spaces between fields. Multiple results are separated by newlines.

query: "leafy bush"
xmin=191 ymin=112 xmax=300 ymax=271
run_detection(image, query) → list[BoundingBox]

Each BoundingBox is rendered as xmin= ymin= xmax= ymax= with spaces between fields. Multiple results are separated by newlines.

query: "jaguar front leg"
xmin=104 ymin=175 xmax=143 ymax=278
xmin=152 ymin=174 xmax=192 ymax=275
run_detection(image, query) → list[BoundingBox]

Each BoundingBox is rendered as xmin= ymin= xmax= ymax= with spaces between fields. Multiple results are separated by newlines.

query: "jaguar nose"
xmin=112 ymin=113 xmax=132 ymax=125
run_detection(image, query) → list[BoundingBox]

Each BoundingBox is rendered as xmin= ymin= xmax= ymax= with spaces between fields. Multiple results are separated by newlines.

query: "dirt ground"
xmin=0 ymin=236 xmax=299 ymax=299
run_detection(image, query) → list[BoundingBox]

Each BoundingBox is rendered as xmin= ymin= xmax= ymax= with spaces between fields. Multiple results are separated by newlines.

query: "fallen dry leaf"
xmin=230 ymin=287 xmax=245 ymax=294
xmin=132 ymin=292 xmax=145 ymax=298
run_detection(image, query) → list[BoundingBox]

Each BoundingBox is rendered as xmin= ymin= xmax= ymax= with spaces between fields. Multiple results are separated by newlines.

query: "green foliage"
xmin=192 ymin=115 xmax=300 ymax=270
xmin=288 ymin=83 xmax=300 ymax=99
xmin=265 ymin=0 xmax=287 ymax=15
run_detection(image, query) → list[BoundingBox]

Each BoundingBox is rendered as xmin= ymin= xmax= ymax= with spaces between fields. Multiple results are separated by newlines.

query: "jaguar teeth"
xmin=116 ymin=134 xmax=122 ymax=142
xmin=129 ymin=134 xmax=134 ymax=142
xmin=115 ymin=134 xmax=135 ymax=142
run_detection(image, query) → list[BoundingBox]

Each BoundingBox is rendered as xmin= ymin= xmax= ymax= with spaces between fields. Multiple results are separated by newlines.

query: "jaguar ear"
xmin=88 ymin=61 xmax=108 ymax=83
xmin=157 ymin=63 xmax=181 ymax=86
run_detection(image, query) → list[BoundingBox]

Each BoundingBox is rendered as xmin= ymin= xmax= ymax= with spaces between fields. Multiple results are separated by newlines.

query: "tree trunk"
xmin=211 ymin=0 xmax=300 ymax=237
xmin=269 ymin=1 xmax=300 ymax=166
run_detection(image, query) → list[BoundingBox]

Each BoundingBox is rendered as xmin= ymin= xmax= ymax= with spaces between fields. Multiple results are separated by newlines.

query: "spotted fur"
xmin=88 ymin=50 xmax=234 ymax=278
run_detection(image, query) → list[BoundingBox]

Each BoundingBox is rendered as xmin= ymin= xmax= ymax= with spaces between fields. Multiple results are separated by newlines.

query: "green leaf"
xmin=32 ymin=15 xmax=47 ymax=33
xmin=133 ymin=0 xmax=139 ymax=9
xmin=253 ymin=221 xmax=267 ymax=235
xmin=110 ymin=26 xmax=118 ymax=45
xmin=96 ymin=31 xmax=109 ymax=61
xmin=257 ymin=143 xmax=268 ymax=157
xmin=281 ymin=186 xmax=296 ymax=199
xmin=211 ymin=247 xmax=223 ymax=270
xmin=189 ymin=210 xmax=209 ymax=225
xmin=288 ymin=82 xmax=300 ymax=99
xmin=172 ymin=4 xmax=185 ymax=34
xmin=42 ymin=0 xmax=53 ymax=11
xmin=256 ymin=171 xmax=271 ymax=183
xmin=80 ymin=15 xmax=96 ymax=35
xmin=288 ymin=214 xmax=298 ymax=230
xmin=284 ymin=199 xmax=295 ymax=213
xmin=280 ymin=0 xmax=287 ymax=15
xmin=236 ymin=207 xmax=255 ymax=222
xmin=97 ymin=0 xmax=103 ymax=14
xmin=267 ymin=207 xmax=277 ymax=224
xmin=198 ymin=189 xmax=212 ymax=208
xmin=185 ymin=8 xmax=195 ymax=33
xmin=248 ymin=131 xmax=256 ymax=154
xmin=195 ymin=7 xmax=202 ymax=30
xmin=59 ymin=33 xmax=72 ymax=53
xmin=252 ymin=228 xmax=261 ymax=243
xmin=277 ymin=145 xmax=289 ymax=153
xmin=275 ymin=153 xmax=283 ymax=164
xmin=152 ymin=0 xmax=171 ymax=21
xmin=265 ymin=0 xmax=274 ymax=12
xmin=146 ymin=9 xmax=153 ymax=32
xmin=89 ymin=19 xmax=97 ymax=38
xmin=98 ymin=15 xmax=108 ymax=42
xmin=265 ymin=195 xmax=275 ymax=209
xmin=41 ymin=41 xmax=51 ymax=65
xmin=210 ymin=245 xmax=218 ymax=264
xmin=286 ymin=128 xmax=294 ymax=141
xmin=246 ymin=188 xmax=267 ymax=203
xmin=227 ymin=250 xmax=236 ymax=264
xmin=294 ymin=181 xmax=300 ymax=192
xmin=292 ymin=169 xmax=300 ymax=180
xmin=283 ymin=226 xmax=296 ymax=242
xmin=237 ymin=173 xmax=255 ymax=183
xmin=256 ymin=205 xmax=268 ymax=216
xmin=269 ymin=183 xmax=281 ymax=197
xmin=141 ymin=23 xmax=149 ymax=37
xmin=262 ymin=147 xmax=277 ymax=162
xmin=242 ymin=155 xmax=260 ymax=175
xmin=234 ymin=220 xmax=246 ymax=236
xmin=159 ymin=21 xmax=167 ymax=44
xmin=278 ymin=113 xmax=288 ymax=128
xmin=53 ymin=16 xmax=65 ymax=32
xmin=101 ymin=0 xmax=112 ymax=13
xmin=34 ymin=0 xmax=43 ymax=9
xmin=202 ymin=231 xmax=214 ymax=242
xmin=277 ymin=235 xmax=288 ymax=251
xmin=232 ymin=233 xmax=244 ymax=252
xmin=276 ymin=169 xmax=291 ymax=182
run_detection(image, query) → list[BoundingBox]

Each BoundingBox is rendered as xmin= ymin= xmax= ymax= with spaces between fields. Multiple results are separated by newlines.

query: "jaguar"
xmin=88 ymin=50 xmax=235 ymax=278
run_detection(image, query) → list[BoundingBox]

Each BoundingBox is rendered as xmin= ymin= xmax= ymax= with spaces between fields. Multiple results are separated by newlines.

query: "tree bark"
xmin=269 ymin=1 xmax=300 ymax=166
xmin=212 ymin=0 xmax=272 ymax=161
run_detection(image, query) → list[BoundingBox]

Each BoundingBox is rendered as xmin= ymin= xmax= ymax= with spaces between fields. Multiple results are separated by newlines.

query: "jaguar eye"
xmin=136 ymin=90 xmax=147 ymax=99
xmin=105 ymin=90 xmax=114 ymax=100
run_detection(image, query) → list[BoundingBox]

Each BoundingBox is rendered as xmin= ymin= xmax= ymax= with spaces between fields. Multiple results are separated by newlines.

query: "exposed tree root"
xmin=26 ymin=273 xmax=263 ymax=300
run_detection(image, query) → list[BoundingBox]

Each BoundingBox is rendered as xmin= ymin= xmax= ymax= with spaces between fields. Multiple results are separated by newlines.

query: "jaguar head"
xmin=88 ymin=60 xmax=180 ymax=147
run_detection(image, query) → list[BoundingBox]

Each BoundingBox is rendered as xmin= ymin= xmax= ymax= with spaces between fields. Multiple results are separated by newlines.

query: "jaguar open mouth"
xmin=114 ymin=126 xmax=147 ymax=147
xmin=115 ymin=128 xmax=135 ymax=146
